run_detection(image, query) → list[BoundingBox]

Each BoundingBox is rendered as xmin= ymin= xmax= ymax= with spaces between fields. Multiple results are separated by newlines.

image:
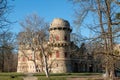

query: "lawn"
xmin=0 ymin=72 xmax=24 ymax=80
xmin=34 ymin=72 xmax=102 ymax=77
xmin=34 ymin=73 xmax=102 ymax=80
xmin=0 ymin=72 xmax=103 ymax=80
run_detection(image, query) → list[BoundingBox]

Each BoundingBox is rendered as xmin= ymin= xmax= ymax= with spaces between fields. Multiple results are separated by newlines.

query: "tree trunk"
xmin=2 ymin=49 xmax=4 ymax=72
xmin=32 ymin=50 xmax=37 ymax=72
xmin=40 ymin=45 xmax=49 ymax=78
xmin=105 ymin=0 xmax=115 ymax=79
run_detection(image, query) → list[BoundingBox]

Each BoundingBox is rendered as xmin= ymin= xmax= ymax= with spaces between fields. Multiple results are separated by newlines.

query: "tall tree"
xmin=0 ymin=0 xmax=16 ymax=72
xmin=18 ymin=13 xmax=50 ymax=77
xmin=0 ymin=31 xmax=16 ymax=72
xmin=70 ymin=0 xmax=120 ymax=79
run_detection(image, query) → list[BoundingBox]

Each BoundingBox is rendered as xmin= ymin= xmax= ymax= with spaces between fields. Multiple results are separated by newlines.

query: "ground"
xmin=23 ymin=73 xmax=38 ymax=80
xmin=1 ymin=72 xmax=120 ymax=80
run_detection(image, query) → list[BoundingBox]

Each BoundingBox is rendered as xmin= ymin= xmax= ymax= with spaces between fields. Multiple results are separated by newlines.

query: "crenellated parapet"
xmin=49 ymin=27 xmax=72 ymax=32
xmin=48 ymin=42 xmax=71 ymax=47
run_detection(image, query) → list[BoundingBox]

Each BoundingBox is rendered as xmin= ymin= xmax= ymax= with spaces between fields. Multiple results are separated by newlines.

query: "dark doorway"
xmin=89 ymin=64 xmax=93 ymax=72
xmin=74 ymin=63 xmax=78 ymax=72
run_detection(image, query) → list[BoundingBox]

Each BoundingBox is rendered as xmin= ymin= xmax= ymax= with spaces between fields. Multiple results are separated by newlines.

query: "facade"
xmin=17 ymin=49 xmax=41 ymax=73
xmin=17 ymin=18 xmax=102 ymax=73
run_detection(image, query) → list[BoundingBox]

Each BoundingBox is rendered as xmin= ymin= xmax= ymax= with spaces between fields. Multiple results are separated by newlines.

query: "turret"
xmin=48 ymin=18 xmax=72 ymax=73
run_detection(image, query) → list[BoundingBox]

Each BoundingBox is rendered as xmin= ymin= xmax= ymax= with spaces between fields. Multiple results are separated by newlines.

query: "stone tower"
xmin=48 ymin=18 xmax=72 ymax=73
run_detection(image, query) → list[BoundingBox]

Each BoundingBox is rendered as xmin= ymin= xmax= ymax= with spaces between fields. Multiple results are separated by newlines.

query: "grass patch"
xmin=35 ymin=73 xmax=102 ymax=80
xmin=34 ymin=72 xmax=102 ymax=77
xmin=0 ymin=76 xmax=23 ymax=80
xmin=0 ymin=72 xmax=102 ymax=80
xmin=38 ymin=76 xmax=66 ymax=80
xmin=0 ymin=72 xmax=24 ymax=80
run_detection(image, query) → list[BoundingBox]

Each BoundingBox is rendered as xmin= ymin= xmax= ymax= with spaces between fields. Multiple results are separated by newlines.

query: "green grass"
xmin=35 ymin=73 xmax=102 ymax=80
xmin=0 ymin=72 xmax=24 ymax=80
xmin=34 ymin=72 xmax=102 ymax=77
xmin=38 ymin=76 xmax=66 ymax=80
xmin=0 ymin=72 xmax=103 ymax=80
xmin=0 ymin=76 xmax=23 ymax=80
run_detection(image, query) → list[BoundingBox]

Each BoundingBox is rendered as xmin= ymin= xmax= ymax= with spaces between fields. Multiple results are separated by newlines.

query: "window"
xmin=56 ymin=64 xmax=58 ymax=67
xmin=22 ymin=57 xmax=25 ymax=61
xmin=56 ymin=35 xmax=59 ymax=41
xmin=64 ymin=36 xmax=67 ymax=40
xmin=65 ymin=52 xmax=67 ymax=58
xmin=56 ymin=50 xmax=59 ymax=58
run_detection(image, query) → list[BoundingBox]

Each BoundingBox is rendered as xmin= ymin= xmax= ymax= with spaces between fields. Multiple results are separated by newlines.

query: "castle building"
xmin=17 ymin=18 xmax=102 ymax=73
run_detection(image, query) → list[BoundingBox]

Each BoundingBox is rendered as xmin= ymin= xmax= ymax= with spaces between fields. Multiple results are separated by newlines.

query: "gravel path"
xmin=23 ymin=76 xmax=38 ymax=80
xmin=23 ymin=73 xmax=38 ymax=80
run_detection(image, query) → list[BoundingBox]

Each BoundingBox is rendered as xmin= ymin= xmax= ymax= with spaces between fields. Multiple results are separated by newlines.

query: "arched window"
xmin=56 ymin=50 xmax=59 ymax=58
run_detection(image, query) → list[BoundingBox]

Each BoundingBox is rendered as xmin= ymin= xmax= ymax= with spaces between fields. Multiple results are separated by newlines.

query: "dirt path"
xmin=23 ymin=73 xmax=38 ymax=80
xmin=66 ymin=75 xmax=104 ymax=80
xmin=67 ymin=78 xmax=104 ymax=80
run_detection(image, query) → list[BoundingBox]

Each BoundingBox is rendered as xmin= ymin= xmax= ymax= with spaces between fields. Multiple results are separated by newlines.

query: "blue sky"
xmin=9 ymin=0 xmax=75 ymax=33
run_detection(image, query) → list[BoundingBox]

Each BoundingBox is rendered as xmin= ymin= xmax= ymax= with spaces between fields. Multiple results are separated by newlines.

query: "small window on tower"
xmin=22 ymin=57 xmax=25 ymax=61
xmin=65 ymin=36 xmax=67 ymax=40
xmin=56 ymin=35 xmax=59 ymax=41
xmin=65 ymin=52 xmax=67 ymax=58
xmin=56 ymin=50 xmax=59 ymax=58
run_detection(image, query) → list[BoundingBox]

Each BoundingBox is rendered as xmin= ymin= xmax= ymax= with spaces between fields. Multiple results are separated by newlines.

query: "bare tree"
xmin=18 ymin=13 xmax=50 ymax=77
xmin=0 ymin=31 xmax=16 ymax=72
xmin=0 ymin=0 xmax=16 ymax=72
xmin=70 ymin=0 xmax=120 ymax=79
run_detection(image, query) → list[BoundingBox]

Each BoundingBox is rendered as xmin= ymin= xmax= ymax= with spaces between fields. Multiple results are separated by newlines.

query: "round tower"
xmin=48 ymin=18 xmax=72 ymax=73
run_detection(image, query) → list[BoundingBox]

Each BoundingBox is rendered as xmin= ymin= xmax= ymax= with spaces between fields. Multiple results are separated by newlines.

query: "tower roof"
xmin=50 ymin=18 xmax=70 ymax=28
